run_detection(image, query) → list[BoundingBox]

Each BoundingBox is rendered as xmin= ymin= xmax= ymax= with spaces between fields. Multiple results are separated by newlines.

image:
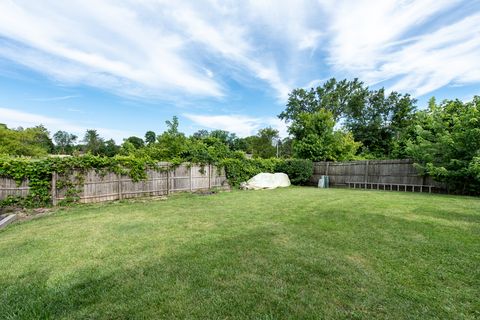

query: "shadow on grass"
xmin=1 ymin=226 xmax=391 ymax=320
xmin=411 ymin=207 xmax=480 ymax=225
xmin=1 ymin=215 xmax=478 ymax=320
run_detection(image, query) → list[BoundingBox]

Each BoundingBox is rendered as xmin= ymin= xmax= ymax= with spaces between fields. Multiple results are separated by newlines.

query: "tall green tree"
xmin=82 ymin=129 xmax=105 ymax=155
xmin=125 ymin=136 xmax=145 ymax=149
xmin=192 ymin=129 xmax=210 ymax=139
xmin=288 ymin=110 xmax=360 ymax=161
xmin=103 ymin=139 xmax=119 ymax=157
xmin=153 ymin=116 xmax=188 ymax=160
xmin=247 ymin=127 xmax=279 ymax=158
xmin=53 ymin=130 xmax=77 ymax=154
xmin=144 ymin=131 xmax=156 ymax=145
xmin=0 ymin=124 xmax=53 ymax=156
xmin=277 ymin=137 xmax=293 ymax=158
xmin=406 ymin=96 xmax=480 ymax=194
xmin=29 ymin=125 xmax=54 ymax=153
xmin=343 ymin=88 xmax=417 ymax=157
xmin=280 ymin=78 xmax=367 ymax=122
xmin=280 ymin=78 xmax=417 ymax=158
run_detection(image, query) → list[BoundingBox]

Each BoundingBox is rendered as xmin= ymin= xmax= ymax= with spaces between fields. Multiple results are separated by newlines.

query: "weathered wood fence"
xmin=311 ymin=159 xmax=445 ymax=192
xmin=1 ymin=163 xmax=228 ymax=205
xmin=0 ymin=178 xmax=30 ymax=200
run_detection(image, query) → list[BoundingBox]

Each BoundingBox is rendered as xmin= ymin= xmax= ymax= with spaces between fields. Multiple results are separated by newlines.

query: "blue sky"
xmin=0 ymin=0 xmax=479 ymax=142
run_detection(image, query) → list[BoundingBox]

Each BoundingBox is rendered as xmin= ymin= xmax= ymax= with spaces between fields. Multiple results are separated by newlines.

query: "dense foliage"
xmin=0 ymin=155 xmax=170 ymax=207
xmin=221 ymin=158 xmax=313 ymax=186
xmin=1 ymin=78 xmax=479 ymax=196
xmin=275 ymin=159 xmax=313 ymax=185
xmin=406 ymin=97 xmax=480 ymax=195
xmin=280 ymin=78 xmax=417 ymax=159
xmin=0 ymin=124 xmax=53 ymax=156
xmin=288 ymin=109 xmax=360 ymax=161
xmin=0 ymin=154 xmax=314 ymax=207
xmin=220 ymin=158 xmax=282 ymax=187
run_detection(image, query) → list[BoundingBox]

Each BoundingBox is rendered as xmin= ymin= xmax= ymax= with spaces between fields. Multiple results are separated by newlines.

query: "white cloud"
xmin=167 ymin=2 xmax=294 ymax=101
xmin=184 ymin=114 xmax=288 ymax=137
xmin=0 ymin=0 xmax=312 ymax=102
xmin=320 ymin=0 xmax=480 ymax=96
xmin=0 ymin=0 xmax=222 ymax=99
xmin=0 ymin=0 xmax=478 ymax=106
xmin=0 ymin=107 xmax=133 ymax=143
xmin=379 ymin=13 xmax=480 ymax=95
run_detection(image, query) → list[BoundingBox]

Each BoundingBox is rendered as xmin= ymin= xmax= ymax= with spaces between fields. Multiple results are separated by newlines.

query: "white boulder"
xmin=242 ymin=173 xmax=291 ymax=190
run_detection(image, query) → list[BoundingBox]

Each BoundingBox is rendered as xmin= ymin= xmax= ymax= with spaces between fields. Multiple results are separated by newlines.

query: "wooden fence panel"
xmin=311 ymin=159 xmax=444 ymax=190
xmin=172 ymin=165 xmax=190 ymax=192
xmin=0 ymin=177 xmax=29 ymax=199
xmin=55 ymin=163 xmax=227 ymax=204
xmin=0 ymin=163 xmax=228 ymax=205
xmin=191 ymin=165 xmax=209 ymax=190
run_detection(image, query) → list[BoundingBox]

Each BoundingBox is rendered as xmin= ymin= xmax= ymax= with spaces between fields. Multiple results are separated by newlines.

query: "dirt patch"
xmin=120 ymin=196 xmax=168 ymax=204
xmin=15 ymin=208 xmax=53 ymax=222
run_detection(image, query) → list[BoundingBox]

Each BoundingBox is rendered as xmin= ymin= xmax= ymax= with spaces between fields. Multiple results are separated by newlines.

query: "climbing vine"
xmin=0 ymin=155 xmax=178 ymax=208
xmin=1 ymin=154 xmax=314 ymax=208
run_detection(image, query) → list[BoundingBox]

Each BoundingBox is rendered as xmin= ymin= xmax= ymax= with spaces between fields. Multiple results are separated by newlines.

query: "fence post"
xmin=325 ymin=162 xmax=329 ymax=176
xmin=189 ymin=165 xmax=193 ymax=192
xmin=51 ymin=171 xmax=57 ymax=206
xmin=166 ymin=164 xmax=170 ymax=195
xmin=364 ymin=161 xmax=369 ymax=189
xmin=117 ymin=173 xmax=123 ymax=200
xmin=208 ymin=164 xmax=211 ymax=189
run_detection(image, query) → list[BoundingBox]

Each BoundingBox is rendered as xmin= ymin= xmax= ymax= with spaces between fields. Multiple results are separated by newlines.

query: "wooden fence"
xmin=1 ymin=163 xmax=228 ymax=205
xmin=0 ymin=178 xmax=30 ymax=200
xmin=311 ymin=159 xmax=445 ymax=192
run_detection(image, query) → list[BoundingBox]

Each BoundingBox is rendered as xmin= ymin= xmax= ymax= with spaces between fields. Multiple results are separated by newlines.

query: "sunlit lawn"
xmin=1 ymin=187 xmax=479 ymax=319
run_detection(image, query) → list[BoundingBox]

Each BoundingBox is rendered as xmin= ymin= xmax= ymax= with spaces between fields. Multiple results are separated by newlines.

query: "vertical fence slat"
xmin=51 ymin=172 xmax=57 ymax=206
xmin=189 ymin=166 xmax=193 ymax=192
xmin=312 ymin=159 xmax=443 ymax=192
xmin=118 ymin=173 xmax=123 ymax=200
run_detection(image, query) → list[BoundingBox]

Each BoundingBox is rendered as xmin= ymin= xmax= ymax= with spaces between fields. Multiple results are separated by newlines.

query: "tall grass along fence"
xmin=311 ymin=159 xmax=445 ymax=193
xmin=1 ymin=163 xmax=228 ymax=206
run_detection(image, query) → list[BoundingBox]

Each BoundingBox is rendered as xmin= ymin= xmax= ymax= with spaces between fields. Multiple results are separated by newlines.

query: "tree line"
xmin=1 ymin=78 xmax=479 ymax=194
xmin=0 ymin=118 xmax=287 ymax=159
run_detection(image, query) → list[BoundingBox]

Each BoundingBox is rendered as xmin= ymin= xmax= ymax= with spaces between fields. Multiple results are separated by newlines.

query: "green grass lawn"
xmin=1 ymin=187 xmax=479 ymax=319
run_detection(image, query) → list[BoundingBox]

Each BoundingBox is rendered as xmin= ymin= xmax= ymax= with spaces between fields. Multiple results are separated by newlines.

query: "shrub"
xmin=275 ymin=159 xmax=313 ymax=185
xmin=221 ymin=158 xmax=313 ymax=187
xmin=220 ymin=158 xmax=283 ymax=187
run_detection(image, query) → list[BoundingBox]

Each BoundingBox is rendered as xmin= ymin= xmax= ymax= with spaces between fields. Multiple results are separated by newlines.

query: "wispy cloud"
xmin=0 ymin=0 xmax=478 ymax=107
xmin=0 ymin=107 xmax=133 ymax=143
xmin=0 ymin=1 xmax=223 ymax=99
xmin=320 ymin=0 xmax=480 ymax=96
xmin=184 ymin=113 xmax=288 ymax=137
xmin=29 ymin=95 xmax=80 ymax=102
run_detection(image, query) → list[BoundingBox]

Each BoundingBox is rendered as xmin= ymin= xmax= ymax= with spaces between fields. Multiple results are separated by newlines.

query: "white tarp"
xmin=241 ymin=173 xmax=291 ymax=190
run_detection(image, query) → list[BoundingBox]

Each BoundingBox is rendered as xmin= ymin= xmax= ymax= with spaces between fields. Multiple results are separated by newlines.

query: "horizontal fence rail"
xmin=311 ymin=159 xmax=445 ymax=193
xmin=1 ymin=163 xmax=228 ymax=205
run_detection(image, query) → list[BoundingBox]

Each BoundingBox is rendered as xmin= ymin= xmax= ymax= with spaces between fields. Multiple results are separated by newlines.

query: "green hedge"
xmin=220 ymin=158 xmax=313 ymax=187
xmin=220 ymin=158 xmax=282 ymax=187
xmin=275 ymin=159 xmax=313 ymax=185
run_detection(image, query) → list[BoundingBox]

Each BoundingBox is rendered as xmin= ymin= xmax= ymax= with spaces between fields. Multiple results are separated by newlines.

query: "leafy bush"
xmin=406 ymin=97 xmax=480 ymax=195
xmin=220 ymin=158 xmax=283 ymax=187
xmin=221 ymin=157 xmax=313 ymax=186
xmin=275 ymin=159 xmax=313 ymax=185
